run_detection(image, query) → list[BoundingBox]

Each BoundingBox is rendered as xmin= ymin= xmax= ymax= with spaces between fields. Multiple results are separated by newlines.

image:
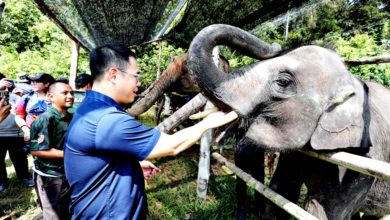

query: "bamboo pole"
xmin=300 ymin=150 xmax=390 ymax=181
xmin=212 ymin=152 xmax=319 ymax=220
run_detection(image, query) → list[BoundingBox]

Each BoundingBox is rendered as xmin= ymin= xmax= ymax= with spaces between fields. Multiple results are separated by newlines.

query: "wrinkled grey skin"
xmin=188 ymin=24 xmax=390 ymax=219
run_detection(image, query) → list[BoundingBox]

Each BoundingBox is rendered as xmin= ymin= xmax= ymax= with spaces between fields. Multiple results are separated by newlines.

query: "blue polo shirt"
xmin=64 ymin=90 xmax=161 ymax=220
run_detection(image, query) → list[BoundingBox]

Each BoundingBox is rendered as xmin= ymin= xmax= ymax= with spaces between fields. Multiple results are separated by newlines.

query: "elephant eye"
xmin=276 ymin=77 xmax=291 ymax=87
xmin=271 ymin=72 xmax=297 ymax=97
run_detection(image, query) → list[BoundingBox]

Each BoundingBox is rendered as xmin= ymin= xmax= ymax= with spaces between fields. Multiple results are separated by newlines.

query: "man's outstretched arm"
xmin=147 ymin=111 xmax=238 ymax=159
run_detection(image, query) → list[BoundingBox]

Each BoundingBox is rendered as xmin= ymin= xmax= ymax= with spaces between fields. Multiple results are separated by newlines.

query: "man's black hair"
xmin=0 ymin=73 xmax=5 ymax=80
xmin=75 ymin=73 xmax=92 ymax=89
xmin=89 ymin=44 xmax=136 ymax=81
xmin=48 ymin=81 xmax=70 ymax=93
xmin=56 ymin=77 xmax=69 ymax=84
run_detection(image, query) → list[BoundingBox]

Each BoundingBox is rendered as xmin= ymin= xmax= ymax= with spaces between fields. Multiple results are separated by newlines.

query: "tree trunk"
xmin=0 ymin=0 xmax=5 ymax=26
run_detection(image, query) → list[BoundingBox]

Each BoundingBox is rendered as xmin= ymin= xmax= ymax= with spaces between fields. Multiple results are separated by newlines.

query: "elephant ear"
xmin=310 ymin=80 xmax=369 ymax=150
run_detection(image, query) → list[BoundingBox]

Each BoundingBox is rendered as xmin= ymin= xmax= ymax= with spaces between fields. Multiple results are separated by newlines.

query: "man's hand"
xmin=22 ymin=126 xmax=30 ymax=141
xmin=0 ymin=96 xmax=11 ymax=122
xmin=140 ymin=160 xmax=161 ymax=180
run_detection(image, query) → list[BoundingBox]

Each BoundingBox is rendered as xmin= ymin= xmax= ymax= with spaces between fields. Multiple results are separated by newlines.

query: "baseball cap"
xmin=27 ymin=72 xmax=55 ymax=84
xmin=17 ymin=72 xmax=30 ymax=83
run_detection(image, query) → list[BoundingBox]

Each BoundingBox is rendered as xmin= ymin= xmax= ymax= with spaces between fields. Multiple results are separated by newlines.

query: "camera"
xmin=0 ymin=90 xmax=10 ymax=106
xmin=7 ymin=79 xmax=15 ymax=88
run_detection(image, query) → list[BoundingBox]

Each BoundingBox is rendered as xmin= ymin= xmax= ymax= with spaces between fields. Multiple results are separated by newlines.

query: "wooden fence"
xmin=209 ymin=150 xmax=390 ymax=220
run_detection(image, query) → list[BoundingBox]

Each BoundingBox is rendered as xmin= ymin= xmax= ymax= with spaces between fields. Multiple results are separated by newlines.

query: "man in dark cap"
xmin=27 ymin=72 xmax=55 ymax=85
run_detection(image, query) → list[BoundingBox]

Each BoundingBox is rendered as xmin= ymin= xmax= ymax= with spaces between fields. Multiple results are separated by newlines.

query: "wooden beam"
xmin=157 ymin=93 xmax=207 ymax=133
xmin=300 ymin=150 xmax=390 ymax=181
xmin=211 ymin=152 xmax=319 ymax=220
xmin=344 ymin=55 xmax=390 ymax=66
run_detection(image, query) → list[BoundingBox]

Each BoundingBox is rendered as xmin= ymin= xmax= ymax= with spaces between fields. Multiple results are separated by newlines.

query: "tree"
xmin=0 ymin=0 xmax=4 ymax=25
xmin=0 ymin=0 xmax=89 ymax=80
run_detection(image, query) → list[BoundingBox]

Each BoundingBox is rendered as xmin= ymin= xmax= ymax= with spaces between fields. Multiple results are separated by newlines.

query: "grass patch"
xmin=0 ymin=173 xmax=38 ymax=219
xmin=146 ymin=147 xmax=264 ymax=220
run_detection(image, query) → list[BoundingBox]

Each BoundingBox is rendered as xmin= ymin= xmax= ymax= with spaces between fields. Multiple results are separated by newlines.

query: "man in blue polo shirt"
xmin=64 ymin=44 xmax=237 ymax=219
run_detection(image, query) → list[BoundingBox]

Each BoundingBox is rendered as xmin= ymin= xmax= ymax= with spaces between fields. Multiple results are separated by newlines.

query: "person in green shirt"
xmin=30 ymin=81 xmax=74 ymax=220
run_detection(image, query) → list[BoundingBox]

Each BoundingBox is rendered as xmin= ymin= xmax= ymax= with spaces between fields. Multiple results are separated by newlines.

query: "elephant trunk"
xmin=128 ymin=55 xmax=187 ymax=116
xmin=188 ymin=24 xmax=281 ymax=114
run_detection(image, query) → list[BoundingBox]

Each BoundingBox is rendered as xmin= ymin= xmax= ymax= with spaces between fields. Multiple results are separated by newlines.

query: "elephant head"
xmin=188 ymin=24 xmax=369 ymax=151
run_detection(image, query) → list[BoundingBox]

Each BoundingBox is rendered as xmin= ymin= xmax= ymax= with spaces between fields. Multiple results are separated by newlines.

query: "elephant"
xmin=127 ymin=54 xmax=231 ymax=118
xmin=127 ymin=49 xmax=263 ymax=218
xmin=187 ymin=24 xmax=390 ymax=219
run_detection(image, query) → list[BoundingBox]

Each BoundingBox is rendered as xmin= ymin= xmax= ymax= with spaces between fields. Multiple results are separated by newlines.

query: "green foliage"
xmin=225 ymin=0 xmax=390 ymax=86
xmin=336 ymin=34 xmax=390 ymax=86
xmin=0 ymin=0 xmax=89 ymax=80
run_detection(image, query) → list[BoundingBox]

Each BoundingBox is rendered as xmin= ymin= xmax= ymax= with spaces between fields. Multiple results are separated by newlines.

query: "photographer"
xmin=0 ymin=74 xmax=11 ymax=122
xmin=0 ymin=96 xmax=10 ymax=123
xmin=0 ymin=73 xmax=33 ymax=193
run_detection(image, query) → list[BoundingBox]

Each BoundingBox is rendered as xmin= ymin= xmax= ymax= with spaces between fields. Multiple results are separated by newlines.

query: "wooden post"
xmin=69 ymin=40 xmax=80 ymax=90
xmin=197 ymin=102 xmax=214 ymax=201
xmin=157 ymin=41 xmax=162 ymax=79
xmin=284 ymin=2 xmax=291 ymax=41
xmin=197 ymin=47 xmax=220 ymax=201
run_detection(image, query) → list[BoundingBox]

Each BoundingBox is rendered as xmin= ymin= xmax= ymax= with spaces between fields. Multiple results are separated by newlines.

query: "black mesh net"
xmin=32 ymin=0 xmax=308 ymax=50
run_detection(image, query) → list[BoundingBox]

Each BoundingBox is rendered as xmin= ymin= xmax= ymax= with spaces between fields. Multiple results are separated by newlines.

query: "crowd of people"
xmin=0 ymin=43 xmax=237 ymax=220
xmin=0 ymin=71 xmax=92 ymax=218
